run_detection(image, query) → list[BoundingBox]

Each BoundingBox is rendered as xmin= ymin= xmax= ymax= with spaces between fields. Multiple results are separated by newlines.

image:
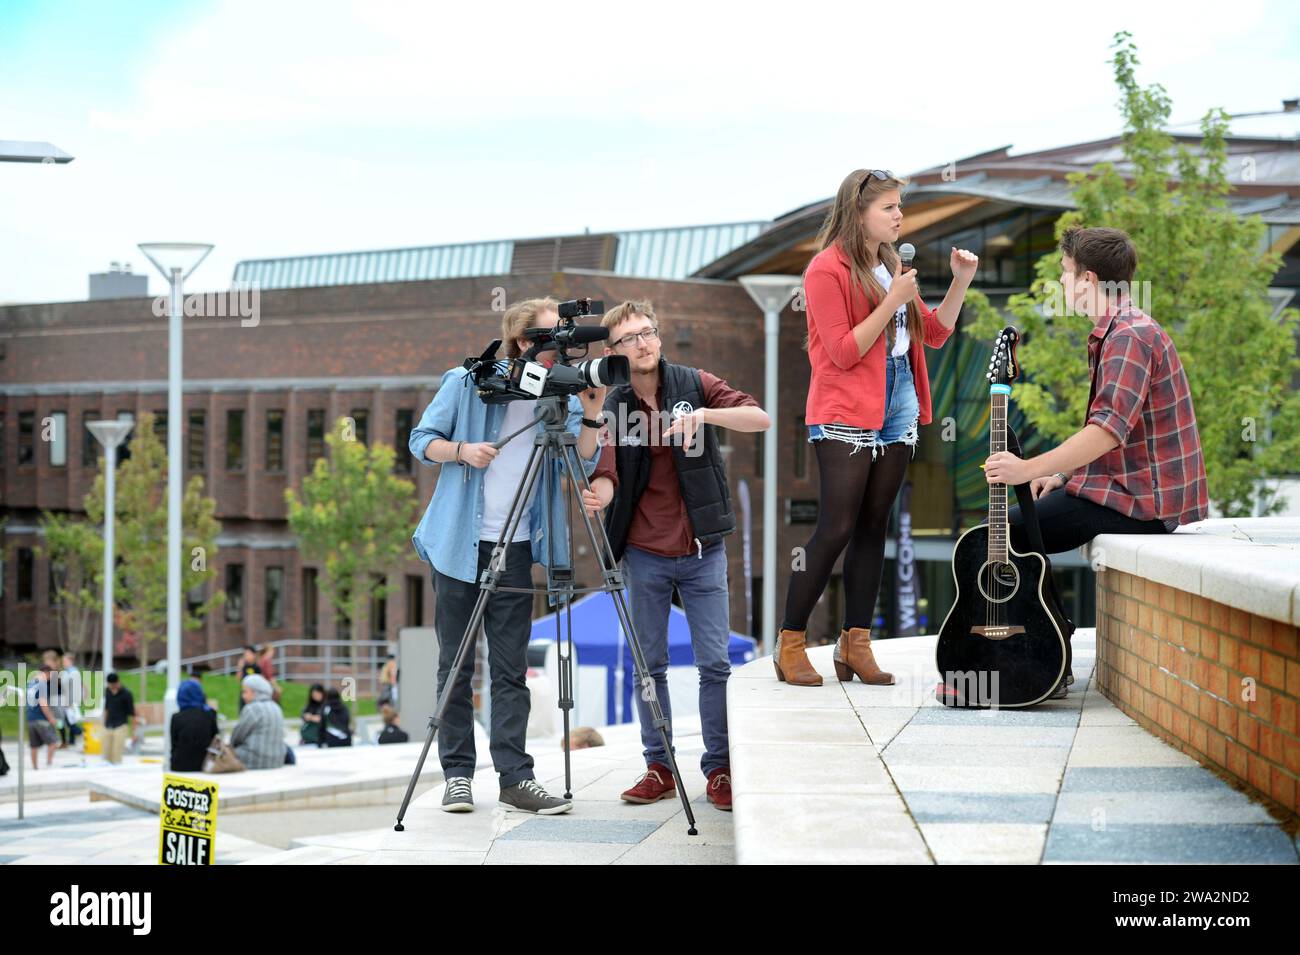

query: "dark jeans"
xmin=433 ymin=539 xmax=535 ymax=787
xmin=1006 ymin=487 xmax=1169 ymax=555
xmin=623 ymin=542 xmax=731 ymax=777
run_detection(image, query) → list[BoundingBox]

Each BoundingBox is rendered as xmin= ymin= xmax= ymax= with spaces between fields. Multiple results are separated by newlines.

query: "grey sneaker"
xmin=441 ymin=776 xmax=474 ymax=812
xmin=498 ymin=779 xmax=573 ymax=815
xmin=1048 ymin=680 xmax=1069 ymax=700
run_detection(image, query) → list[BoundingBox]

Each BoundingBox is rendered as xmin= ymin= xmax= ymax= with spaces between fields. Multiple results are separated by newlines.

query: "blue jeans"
xmin=622 ymin=542 xmax=731 ymax=776
xmin=808 ymin=354 xmax=920 ymax=457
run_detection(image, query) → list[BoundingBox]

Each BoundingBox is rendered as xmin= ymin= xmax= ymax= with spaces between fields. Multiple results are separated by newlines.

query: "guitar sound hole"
xmin=977 ymin=560 xmax=1020 ymax=604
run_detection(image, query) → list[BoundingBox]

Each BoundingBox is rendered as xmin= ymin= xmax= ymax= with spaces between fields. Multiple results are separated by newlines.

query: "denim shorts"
xmin=808 ymin=354 xmax=920 ymax=458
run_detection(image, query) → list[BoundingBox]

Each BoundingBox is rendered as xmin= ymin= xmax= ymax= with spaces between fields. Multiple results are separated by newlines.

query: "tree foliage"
xmin=963 ymin=31 xmax=1300 ymax=516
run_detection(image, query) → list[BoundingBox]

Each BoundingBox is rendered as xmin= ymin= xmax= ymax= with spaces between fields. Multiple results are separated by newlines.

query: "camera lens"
xmin=578 ymin=355 xmax=629 ymax=388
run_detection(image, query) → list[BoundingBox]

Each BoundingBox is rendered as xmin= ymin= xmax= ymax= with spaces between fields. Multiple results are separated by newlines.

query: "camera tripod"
xmin=393 ymin=393 xmax=698 ymax=836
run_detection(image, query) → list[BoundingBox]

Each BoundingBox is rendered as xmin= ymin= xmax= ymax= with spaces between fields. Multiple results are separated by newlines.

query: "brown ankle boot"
xmin=774 ymin=629 xmax=823 ymax=686
xmin=833 ymin=628 xmax=894 ymax=685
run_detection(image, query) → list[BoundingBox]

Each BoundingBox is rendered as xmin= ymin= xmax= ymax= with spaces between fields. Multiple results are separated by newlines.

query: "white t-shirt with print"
xmin=481 ymin=398 xmax=540 ymax=543
xmin=873 ymin=263 xmax=911 ymax=357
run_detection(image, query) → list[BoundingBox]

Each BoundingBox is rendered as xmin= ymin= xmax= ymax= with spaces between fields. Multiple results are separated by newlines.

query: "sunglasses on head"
xmin=858 ymin=169 xmax=895 ymax=195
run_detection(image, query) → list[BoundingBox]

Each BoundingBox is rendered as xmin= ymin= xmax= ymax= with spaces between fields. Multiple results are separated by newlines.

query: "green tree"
xmin=37 ymin=512 xmax=103 ymax=662
xmin=285 ymin=416 xmax=419 ymax=667
xmin=964 ymin=31 xmax=1300 ymax=517
xmin=87 ymin=412 xmax=224 ymax=697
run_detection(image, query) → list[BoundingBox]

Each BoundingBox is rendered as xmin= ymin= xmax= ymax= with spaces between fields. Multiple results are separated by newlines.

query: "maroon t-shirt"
xmin=593 ymin=371 xmax=758 ymax=558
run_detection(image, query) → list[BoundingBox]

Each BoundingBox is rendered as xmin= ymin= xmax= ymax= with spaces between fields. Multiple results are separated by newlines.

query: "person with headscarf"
xmin=299 ymin=683 xmax=326 ymax=745
xmin=170 ymin=678 xmax=220 ymax=772
xmin=229 ymin=674 xmax=286 ymax=769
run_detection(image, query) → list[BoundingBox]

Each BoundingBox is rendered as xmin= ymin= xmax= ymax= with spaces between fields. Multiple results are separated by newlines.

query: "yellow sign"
xmin=158 ymin=775 xmax=218 ymax=865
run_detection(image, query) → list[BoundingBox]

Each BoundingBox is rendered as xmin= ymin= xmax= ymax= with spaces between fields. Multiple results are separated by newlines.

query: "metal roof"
xmin=232 ymin=239 xmax=513 ymax=290
xmin=612 ymin=222 xmax=767 ymax=278
xmin=231 ymin=222 xmax=768 ymax=291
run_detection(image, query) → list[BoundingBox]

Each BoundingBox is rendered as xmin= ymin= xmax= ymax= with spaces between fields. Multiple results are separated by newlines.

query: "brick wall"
xmin=1096 ymin=568 xmax=1300 ymax=816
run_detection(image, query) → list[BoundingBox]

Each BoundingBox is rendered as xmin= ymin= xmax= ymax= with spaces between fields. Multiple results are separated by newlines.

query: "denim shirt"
xmin=409 ymin=362 xmax=599 ymax=587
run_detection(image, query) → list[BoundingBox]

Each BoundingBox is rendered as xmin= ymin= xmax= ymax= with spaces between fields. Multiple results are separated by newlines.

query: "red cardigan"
xmin=804 ymin=243 xmax=955 ymax=429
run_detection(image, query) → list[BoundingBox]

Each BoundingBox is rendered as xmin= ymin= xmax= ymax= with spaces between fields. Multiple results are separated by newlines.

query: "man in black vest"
xmin=582 ymin=300 xmax=770 ymax=812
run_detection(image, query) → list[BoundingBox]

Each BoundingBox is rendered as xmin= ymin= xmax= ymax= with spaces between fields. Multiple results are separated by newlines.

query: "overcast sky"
xmin=2 ymin=0 xmax=1297 ymax=304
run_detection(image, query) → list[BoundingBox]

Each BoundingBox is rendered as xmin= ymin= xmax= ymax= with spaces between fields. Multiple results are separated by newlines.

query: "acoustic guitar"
xmin=934 ymin=326 xmax=1070 ymax=707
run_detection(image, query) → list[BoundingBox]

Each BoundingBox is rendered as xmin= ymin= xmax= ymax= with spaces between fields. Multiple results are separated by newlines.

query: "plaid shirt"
xmin=1065 ymin=295 xmax=1208 ymax=525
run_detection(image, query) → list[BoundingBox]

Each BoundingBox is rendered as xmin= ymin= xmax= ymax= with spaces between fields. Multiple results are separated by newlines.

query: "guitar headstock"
xmin=986 ymin=325 xmax=1020 ymax=389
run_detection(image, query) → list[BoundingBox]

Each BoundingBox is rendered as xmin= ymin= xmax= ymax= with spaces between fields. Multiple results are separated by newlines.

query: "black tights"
xmin=781 ymin=438 xmax=912 ymax=633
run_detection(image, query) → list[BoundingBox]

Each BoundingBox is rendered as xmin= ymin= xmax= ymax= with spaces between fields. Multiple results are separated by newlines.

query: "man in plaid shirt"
xmin=982 ymin=227 xmax=1209 ymax=692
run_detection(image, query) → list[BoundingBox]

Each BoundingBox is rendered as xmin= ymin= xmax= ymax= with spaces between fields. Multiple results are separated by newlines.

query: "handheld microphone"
xmin=899 ymin=242 xmax=915 ymax=271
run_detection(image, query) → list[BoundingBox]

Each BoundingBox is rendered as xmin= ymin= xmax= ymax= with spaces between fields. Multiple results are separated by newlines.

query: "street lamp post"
xmin=738 ymin=275 xmax=803 ymax=655
xmin=87 ymin=420 xmax=134 ymax=675
xmin=137 ymin=243 xmax=212 ymax=769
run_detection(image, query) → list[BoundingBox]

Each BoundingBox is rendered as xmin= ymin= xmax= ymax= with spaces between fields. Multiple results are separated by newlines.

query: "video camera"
xmin=464 ymin=298 xmax=630 ymax=403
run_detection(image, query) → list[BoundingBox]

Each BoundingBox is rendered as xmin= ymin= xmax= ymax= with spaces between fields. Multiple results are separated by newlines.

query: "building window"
xmin=754 ymin=431 xmax=764 ymax=478
xmin=188 ymin=410 xmax=206 ymax=471
xmin=18 ymin=411 xmax=34 ymax=466
xmin=49 ymin=411 xmax=67 ymax=467
xmin=307 ymin=409 xmax=325 ymax=467
xmin=264 ymin=566 xmax=284 ymax=629
xmin=351 ymin=409 xmax=369 ymax=446
xmin=302 ymin=568 xmax=319 ymax=638
xmin=226 ymin=410 xmax=245 ymax=470
xmin=116 ymin=410 xmax=134 ymax=462
xmin=17 ymin=548 xmax=34 ymax=602
xmin=266 ymin=410 xmax=284 ymax=472
xmin=82 ymin=410 xmax=101 ymax=467
xmin=406 ymin=574 xmax=423 ymax=627
xmin=225 ymin=563 xmax=244 ymax=623
xmin=394 ymin=408 xmax=414 ymax=473
xmin=794 ymin=416 xmax=806 ymax=480
xmin=186 ymin=582 xmax=205 ymax=618
xmin=370 ymin=574 xmax=386 ymax=639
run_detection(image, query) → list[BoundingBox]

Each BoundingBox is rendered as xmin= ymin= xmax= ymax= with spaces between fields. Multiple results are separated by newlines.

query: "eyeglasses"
xmin=614 ymin=327 xmax=660 ymax=348
xmin=858 ymin=169 xmax=894 ymax=196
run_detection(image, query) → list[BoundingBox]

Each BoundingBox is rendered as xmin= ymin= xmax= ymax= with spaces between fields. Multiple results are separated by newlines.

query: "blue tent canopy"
xmin=530 ymin=592 xmax=757 ymax=725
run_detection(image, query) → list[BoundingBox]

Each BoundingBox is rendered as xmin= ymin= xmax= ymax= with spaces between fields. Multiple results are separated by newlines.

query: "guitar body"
xmin=935 ymin=523 xmax=1070 ymax=707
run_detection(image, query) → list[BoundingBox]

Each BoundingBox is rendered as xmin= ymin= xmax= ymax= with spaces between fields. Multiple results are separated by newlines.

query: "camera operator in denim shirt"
xmin=409 ymin=296 xmax=604 ymax=815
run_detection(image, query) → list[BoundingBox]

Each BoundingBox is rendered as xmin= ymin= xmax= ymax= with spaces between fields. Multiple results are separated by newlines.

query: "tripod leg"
xmin=394 ymin=583 xmax=490 ymax=830
xmin=559 ymin=444 xmax=699 ymax=836
xmin=558 ymin=622 xmax=574 ymax=799
xmin=396 ymin=442 xmax=551 ymax=831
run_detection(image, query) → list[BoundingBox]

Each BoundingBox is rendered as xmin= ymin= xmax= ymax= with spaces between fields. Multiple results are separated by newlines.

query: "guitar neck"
xmin=988 ymin=389 xmax=1009 ymax=563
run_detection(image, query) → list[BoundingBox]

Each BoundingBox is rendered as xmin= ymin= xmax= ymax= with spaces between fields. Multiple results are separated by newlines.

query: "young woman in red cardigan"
xmin=775 ymin=168 xmax=979 ymax=687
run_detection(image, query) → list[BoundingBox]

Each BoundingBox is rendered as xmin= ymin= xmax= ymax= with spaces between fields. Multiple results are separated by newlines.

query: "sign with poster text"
xmin=158 ymin=775 xmax=218 ymax=865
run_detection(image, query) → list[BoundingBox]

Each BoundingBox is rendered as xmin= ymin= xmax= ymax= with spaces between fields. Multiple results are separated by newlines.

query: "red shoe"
xmin=620 ymin=762 xmax=675 ymax=804
xmin=706 ymin=767 xmax=732 ymax=812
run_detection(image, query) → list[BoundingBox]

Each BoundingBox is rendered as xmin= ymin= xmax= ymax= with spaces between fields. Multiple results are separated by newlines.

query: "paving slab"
xmin=726 ymin=630 xmax=1298 ymax=866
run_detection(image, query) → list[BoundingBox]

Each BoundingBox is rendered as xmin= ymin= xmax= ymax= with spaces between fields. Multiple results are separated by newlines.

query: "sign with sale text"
xmin=158 ymin=775 xmax=218 ymax=865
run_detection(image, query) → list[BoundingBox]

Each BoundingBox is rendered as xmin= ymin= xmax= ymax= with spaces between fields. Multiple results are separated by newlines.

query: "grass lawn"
xmin=1 ymin=671 xmax=378 ymax=738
